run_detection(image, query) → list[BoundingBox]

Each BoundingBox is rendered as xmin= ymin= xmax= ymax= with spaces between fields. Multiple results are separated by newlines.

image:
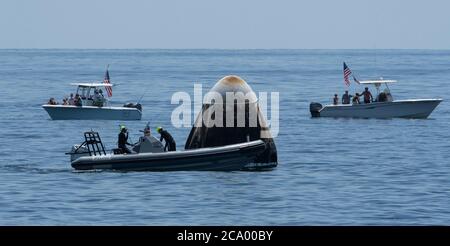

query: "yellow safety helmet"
xmin=120 ymin=124 xmax=127 ymax=131
xmin=156 ymin=126 xmax=163 ymax=133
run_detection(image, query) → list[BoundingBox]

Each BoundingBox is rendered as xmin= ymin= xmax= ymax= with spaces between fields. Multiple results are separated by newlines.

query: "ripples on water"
xmin=0 ymin=49 xmax=449 ymax=225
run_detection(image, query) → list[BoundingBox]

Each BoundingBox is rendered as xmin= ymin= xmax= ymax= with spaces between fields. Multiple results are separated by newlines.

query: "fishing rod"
xmin=137 ymin=86 xmax=151 ymax=105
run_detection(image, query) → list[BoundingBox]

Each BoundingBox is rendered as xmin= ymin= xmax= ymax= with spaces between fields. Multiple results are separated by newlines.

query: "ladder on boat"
xmin=81 ymin=131 xmax=107 ymax=156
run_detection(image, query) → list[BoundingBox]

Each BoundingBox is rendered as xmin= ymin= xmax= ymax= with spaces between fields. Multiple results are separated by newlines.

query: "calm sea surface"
xmin=0 ymin=49 xmax=449 ymax=225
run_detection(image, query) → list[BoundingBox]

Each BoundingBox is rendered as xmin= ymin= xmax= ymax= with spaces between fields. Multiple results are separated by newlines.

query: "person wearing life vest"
xmin=156 ymin=127 xmax=176 ymax=152
xmin=360 ymin=87 xmax=373 ymax=104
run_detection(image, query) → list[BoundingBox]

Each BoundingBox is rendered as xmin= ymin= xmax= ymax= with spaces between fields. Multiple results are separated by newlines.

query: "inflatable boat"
xmin=68 ymin=131 xmax=275 ymax=171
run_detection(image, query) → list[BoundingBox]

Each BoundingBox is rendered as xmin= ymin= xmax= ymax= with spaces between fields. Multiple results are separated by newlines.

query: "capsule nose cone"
xmin=218 ymin=75 xmax=246 ymax=85
xmin=210 ymin=75 xmax=257 ymax=103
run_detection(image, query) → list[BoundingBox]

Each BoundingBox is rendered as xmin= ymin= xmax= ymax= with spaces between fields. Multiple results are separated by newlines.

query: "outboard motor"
xmin=135 ymin=103 xmax=142 ymax=111
xmin=67 ymin=131 xmax=107 ymax=162
xmin=123 ymin=102 xmax=142 ymax=111
xmin=69 ymin=144 xmax=90 ymax=162
xmin=310 ymin=102 xmax=322 ymax=117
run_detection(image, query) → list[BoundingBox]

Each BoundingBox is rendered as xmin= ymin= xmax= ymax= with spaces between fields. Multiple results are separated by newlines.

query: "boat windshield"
xmin=76 ymin=86 xmax=92 ymax=99
xmin=356 ymin=79 xmax=396 ymax=102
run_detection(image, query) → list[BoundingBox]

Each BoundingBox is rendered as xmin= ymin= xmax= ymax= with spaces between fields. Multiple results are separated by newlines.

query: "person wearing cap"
xmin=157 ymin=127 xmax=176 ymax=152
xmin=118 ymin=125 xmax=132 ymax=154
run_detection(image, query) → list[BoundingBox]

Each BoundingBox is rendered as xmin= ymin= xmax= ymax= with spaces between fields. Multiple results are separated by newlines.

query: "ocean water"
xmin=0 ymin=49 xmax=449 ymax=225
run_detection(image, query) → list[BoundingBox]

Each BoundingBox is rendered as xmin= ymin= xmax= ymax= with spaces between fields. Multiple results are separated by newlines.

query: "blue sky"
xmin=0 ymin=0 xmax=449 ymax=49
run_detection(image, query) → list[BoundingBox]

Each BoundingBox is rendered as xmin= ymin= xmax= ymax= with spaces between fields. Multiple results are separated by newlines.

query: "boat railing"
xmin=73 ymin=131 xmax=107 ymax=156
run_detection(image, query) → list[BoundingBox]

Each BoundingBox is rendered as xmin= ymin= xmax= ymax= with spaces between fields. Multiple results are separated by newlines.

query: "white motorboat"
xmin=43 ymin=83 xmax=142 ymax=120
xmin=310 ymin=79 xmax=442 ymax=119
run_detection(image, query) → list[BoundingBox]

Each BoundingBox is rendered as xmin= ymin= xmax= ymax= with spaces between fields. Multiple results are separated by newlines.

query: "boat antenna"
xmin=137 ymin=86 xmax=151 ymax=105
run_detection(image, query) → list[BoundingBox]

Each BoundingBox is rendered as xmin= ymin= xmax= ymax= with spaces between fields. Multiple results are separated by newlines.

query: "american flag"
xmin=104 ymin=68 xmax=112 ymax=97
xmin=343 ymin=62 xmax=352 ymax=86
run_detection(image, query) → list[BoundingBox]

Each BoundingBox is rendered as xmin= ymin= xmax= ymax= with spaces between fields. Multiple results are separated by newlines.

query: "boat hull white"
xmin=42 ymin=105 xmax=142 ymax=120
xmin=314 ymin=99 xmax=442 ymax=119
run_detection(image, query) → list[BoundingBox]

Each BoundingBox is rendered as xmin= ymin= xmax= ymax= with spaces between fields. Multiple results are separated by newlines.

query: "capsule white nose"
xmin=208 ymin=75 xmax=258 ymax=103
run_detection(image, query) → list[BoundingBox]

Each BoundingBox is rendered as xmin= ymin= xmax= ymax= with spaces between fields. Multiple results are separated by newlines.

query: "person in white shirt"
xmin=68 ymin=93 xmax=75 ymax=105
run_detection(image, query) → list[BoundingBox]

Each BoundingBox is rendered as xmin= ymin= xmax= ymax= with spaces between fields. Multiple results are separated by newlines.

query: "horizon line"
xmin=1 ymin=48 xmax=450 ymax=51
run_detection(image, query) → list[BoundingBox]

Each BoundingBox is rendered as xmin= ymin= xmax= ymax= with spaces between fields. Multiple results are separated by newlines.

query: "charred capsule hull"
xmin=185 ymin=75 xmax=277 ymax=166
xmin=185 ymin=103 xmax=277 ymax=164
xmin=71 ymin=140 xmax=269 ymax=171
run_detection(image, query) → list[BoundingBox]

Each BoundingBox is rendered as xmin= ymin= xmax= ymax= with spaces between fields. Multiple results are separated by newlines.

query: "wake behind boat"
xmin=310 ymin=63 xmax=442 ymax=119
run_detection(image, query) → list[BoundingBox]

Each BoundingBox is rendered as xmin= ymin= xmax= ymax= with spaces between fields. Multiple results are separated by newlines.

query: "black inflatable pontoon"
xmin=69 ymin=131 xmax=271 ymax=171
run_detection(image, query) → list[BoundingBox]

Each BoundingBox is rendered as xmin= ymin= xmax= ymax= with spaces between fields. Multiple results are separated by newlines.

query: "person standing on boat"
xmin=92 ymin=89 xmax=103 ymax=107
xmin=98 ymin=89 xmax=105 ymax=106
xmin=361 ymin=87 xmax=373 ymax=104
xmin=333 ymin=94 xmax=339 ymax=105
xmin=352 ymin=93 xmax=361 ymax=104
xmin=384 ymin=88 xmax=393 ymax=102
xmin=68 ymin=93 xmax=75 ymax=105
xmin=341 ymin=90 xmax=353 ymax=104
xmin=74 ymin=94 xmax=82 ymax=106
xmin=118 ymin=125 xmax=133 ymax=154
xmin=156 ymin=127 xmax=176 ymax=152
